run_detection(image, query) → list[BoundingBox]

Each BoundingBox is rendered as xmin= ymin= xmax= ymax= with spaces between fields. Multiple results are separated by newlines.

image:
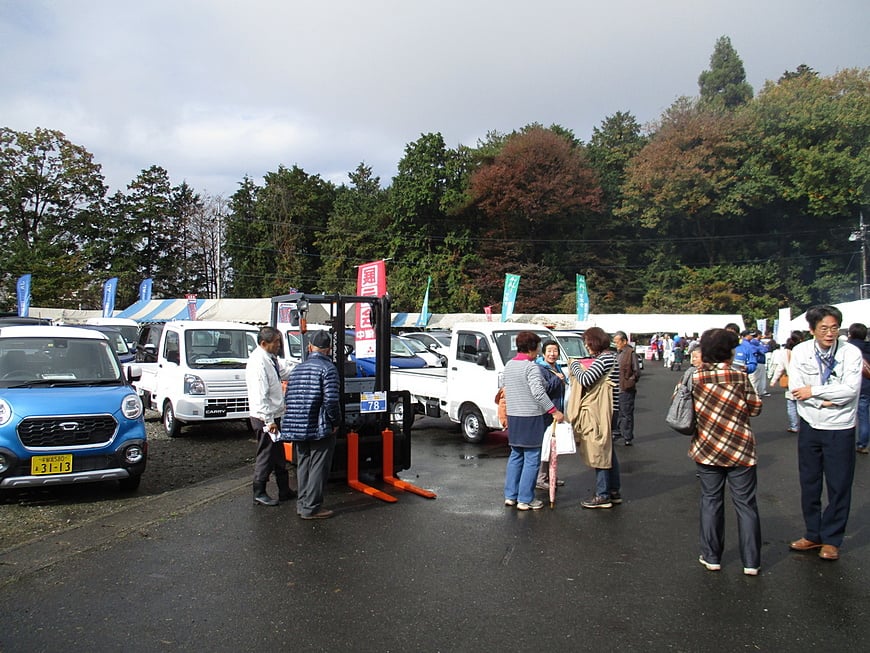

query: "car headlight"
xmin=0 ymin=398 xmax=11 ymax=427
xmin=184 ymin=374 xmax=206 ymax=395
xmin=0 ymin=452 xmax=9 ymax=474
xmin=121 ymin=394 xmax=143 ymax=419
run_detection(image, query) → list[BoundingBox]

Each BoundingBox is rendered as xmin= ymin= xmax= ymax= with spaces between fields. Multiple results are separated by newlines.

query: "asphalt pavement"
xmin=0 ymin=361 xmax=868 ymax=652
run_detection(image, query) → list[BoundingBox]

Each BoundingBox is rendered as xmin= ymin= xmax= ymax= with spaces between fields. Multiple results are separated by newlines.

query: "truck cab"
xmin=133 ymin=320 xmax=259 ymax=437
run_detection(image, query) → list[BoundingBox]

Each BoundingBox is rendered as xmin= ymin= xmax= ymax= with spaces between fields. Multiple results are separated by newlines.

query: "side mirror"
xmin=475 ymin=351 xmax=491 ymax=368
xmin=126 ymin=364 xmax=142 ymax=382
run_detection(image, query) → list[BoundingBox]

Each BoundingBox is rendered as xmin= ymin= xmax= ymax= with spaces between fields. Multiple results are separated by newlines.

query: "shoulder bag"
xmin=665 ymin=371 xmax=696 ymax=436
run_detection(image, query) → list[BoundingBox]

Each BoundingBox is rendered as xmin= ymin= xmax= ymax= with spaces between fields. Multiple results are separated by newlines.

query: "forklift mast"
xmin=269 ymin=292 xmax=413 ymax=477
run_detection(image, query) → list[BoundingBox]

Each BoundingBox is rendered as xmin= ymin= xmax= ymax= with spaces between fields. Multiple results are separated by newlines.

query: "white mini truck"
xmin=133 ymin=320 xmax=259 ymax=437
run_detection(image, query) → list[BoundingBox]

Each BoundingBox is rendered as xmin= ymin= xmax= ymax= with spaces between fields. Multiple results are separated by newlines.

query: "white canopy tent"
xmin=28 ymin=299 xmax=747 ymax=339
xmin=785 ymin=299 xmax=870 ymax=333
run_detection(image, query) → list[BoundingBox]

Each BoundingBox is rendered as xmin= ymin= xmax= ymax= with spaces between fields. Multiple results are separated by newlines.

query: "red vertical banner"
xmin=484 ymin=305 xmax=492 ymax=321
xmin=355 ymin=260 xmax=386 ymax=357
xmin=186 ymin=293 xmax=198 ymax=320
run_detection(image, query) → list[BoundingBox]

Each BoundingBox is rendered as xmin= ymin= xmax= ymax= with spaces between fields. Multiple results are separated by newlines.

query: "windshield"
xmin=493 ymin=330 xmax=552 ymax=363
xmin=390 ymin=336 xmax=417 ymax=358
xmin=103 ymin=331 xmax=131 ymax=357
xmin=184 ymin=329 xmax=257 ymax=369
xmin=555 ymin=334 xmax=589 ymax=359
xmin=115 ymin=325 xmax=139 ymax=345
xmin=400 ymin=337 xmax=428 ymax=354
xmin=0 ymin=337 xmax=122 ymax=386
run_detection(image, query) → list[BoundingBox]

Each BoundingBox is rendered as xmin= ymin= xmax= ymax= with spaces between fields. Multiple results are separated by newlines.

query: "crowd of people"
xmin=244 ymin=307 xmax=869 ymax=575
xmin=497 ymin=306 xmax=868 ymax=576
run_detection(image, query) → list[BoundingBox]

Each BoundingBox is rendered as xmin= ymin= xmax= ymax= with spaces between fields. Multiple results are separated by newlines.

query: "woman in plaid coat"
xmin=691 ymin=328 xmax=763 ymax=576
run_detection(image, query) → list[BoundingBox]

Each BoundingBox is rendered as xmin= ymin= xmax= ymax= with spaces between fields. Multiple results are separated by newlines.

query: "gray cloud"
xmin=2 ymin=0 xmax=867 ymax=195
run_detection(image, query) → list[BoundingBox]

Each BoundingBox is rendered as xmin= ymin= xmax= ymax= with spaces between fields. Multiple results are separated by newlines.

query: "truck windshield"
xmin=493 ymin=330 xmax=553 ymax=363
xmin=0 ymin=337 xmax=121 ymax=386
xmin=185 ymin=329 xmax=257 ymax=369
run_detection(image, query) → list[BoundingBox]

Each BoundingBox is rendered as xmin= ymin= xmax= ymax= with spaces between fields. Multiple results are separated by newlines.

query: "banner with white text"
xmin=576 ymin=274 xmax=589 ymax=323
xmin=355 ymin=260 xmax=386 ymax=357
xmin=16 ymin=274 xmax=31 ymax=317
xmin=102 ymin=277 xmax=118 ymax=317
xmin=501 ymin=274 xmax=520 ymax=322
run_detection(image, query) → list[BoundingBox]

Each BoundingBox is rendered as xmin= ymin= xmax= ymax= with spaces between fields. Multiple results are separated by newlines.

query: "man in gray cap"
xmin=279 ymin=330 xmax=341 ymax=519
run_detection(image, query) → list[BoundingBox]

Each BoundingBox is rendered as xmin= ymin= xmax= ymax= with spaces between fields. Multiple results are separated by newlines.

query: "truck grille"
xmin=18 ymin=415 xmax=118 ymax=447
xmin=206 ymin=398 xmax=249 ymax=413
xmin=206 ymin=379 xmax=247 ymax=394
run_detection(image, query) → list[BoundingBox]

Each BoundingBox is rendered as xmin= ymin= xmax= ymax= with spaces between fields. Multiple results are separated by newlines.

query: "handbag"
xmin=779 ymin=372 xmax=789 ymax=388
xmin=541 ymin=420 xmax=577 ymax=461
xmin=665 ymin=372 xmax=696 ymax=436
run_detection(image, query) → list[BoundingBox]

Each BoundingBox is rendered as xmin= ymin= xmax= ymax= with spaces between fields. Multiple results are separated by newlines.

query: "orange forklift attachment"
xmin=346 ymin=430 xmax=397 ymax=503
xmin=381 ymin=429 xmax=436 ymax=499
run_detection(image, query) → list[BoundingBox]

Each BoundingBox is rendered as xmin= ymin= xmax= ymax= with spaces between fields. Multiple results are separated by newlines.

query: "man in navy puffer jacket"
xmin=280 ymin=330 xmax=341 ymax=519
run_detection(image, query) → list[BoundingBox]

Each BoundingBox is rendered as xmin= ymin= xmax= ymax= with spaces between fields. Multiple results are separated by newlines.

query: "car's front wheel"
xmin=460 ymin=405 xmax=487 ymax=443
xmin=163 ymin=401 xmax=182 ymax=437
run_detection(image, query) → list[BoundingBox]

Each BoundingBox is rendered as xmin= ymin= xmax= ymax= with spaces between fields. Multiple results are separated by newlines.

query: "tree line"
xmin=1 ymin=37 xmax=867 ymax=325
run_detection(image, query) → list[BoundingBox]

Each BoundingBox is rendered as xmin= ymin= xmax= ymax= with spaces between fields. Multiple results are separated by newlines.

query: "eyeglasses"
xmin=815 ymin=324 xmax=840 ymax=334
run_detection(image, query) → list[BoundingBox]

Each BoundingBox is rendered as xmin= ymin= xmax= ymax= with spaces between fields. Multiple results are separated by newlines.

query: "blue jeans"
xmin=594 ymin=446 xmax=620 ymax=497
xmin=505 ymin=446 xmax=541 ymax=504
xmin=857 ymin=393 xmax=869 ymax=449
xmin=797 ymin=419 xmax=856 ymax=547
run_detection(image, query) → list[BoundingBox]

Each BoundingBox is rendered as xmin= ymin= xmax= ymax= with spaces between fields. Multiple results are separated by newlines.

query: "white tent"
xmin=786 ymin=299 xmax=870 ymax=332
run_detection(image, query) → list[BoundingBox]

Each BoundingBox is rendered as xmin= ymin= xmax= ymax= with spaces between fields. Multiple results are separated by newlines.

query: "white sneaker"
xmin=517 ymin=499 xmax=544 ymax=511
xmin=743 ymin=567 xmax=760 ymax=576
xmin=504 ymin=498 xmax=517 ymax=507
xmin=699 ymin=556 xmax=721 ymax=571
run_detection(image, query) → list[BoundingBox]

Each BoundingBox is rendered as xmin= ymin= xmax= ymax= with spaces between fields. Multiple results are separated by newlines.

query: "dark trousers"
xmin=697 ymin=463 xmax=761 ymax=568
xmin=294 ymin=434 xmax=336 ymax=517
xmin=618 ymin=389 xmax=636 ymax=442
xmin=797 ymin=419 xmax=856 ymax=547
xmin=251 ymin=417 xmax=289 ymax=488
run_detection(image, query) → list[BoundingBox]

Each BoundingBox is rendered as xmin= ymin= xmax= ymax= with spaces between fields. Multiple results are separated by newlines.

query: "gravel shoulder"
xmin=0 ymin=411 xmax=257 ymax=552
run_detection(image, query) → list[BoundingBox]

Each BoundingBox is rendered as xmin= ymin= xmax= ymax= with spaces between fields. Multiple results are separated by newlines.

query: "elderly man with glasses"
xmin=787 ymin=305 xmax=864 ymax=561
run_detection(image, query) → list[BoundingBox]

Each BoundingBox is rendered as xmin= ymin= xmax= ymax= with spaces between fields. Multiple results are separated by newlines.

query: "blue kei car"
xmin=0 ymin=325 xmax=147 ymax=492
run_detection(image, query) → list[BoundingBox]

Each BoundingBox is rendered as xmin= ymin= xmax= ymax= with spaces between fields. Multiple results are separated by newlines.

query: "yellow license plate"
xmin=31 ymin=454 xmax=73 ymax=475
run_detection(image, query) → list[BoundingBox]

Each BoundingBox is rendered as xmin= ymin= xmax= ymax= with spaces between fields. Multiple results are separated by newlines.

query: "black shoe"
xmin=253 ymin=492 xmax=279 ymax=506
xmin=279 ymin=490 xmax=297 ymax=501
xmin=624 ymin=439 xmax=633 ymax=446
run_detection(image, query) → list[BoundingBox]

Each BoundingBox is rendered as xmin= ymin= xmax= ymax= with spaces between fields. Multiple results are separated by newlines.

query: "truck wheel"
xmin=118 ymin=475 xmax=142 ymax=492
xmin=389 ymin=400 xmax=404 ymax=425
xmin=460 ymin=406 xmax=487 ymax=443
xmin=163 ymin=401 xmax=182 ymax=438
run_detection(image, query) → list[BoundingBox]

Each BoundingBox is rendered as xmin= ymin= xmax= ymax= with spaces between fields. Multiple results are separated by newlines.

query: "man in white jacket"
xmin=787 ymin=305 xmax=863 ymax=561
xmin=246 ymin=326 xmax=294 ymax=506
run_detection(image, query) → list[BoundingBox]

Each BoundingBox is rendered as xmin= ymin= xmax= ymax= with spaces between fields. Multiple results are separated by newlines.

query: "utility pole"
xmin=849 ymin=211 xmax=869 ymax=299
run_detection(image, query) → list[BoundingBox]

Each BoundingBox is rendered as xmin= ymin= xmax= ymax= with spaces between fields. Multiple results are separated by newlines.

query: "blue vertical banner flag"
xmin=16 ymin=274 xmax=32 ymax=317
xmin=576 ymin=274 xmax=589 ymax=323
xmin=102 ymin=277 xmax=119 ymax=317
xmin=138 ymin=278 xmax=153 ymax=302
xmin=415 ymin=276 xmax=432 ymax=327
xmin=501 ymin=273 xmax=521 ymax=322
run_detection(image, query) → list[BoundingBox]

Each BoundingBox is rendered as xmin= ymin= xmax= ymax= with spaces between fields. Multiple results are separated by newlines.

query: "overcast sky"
xmin=1 ymin=1 xmax=867 ymax=198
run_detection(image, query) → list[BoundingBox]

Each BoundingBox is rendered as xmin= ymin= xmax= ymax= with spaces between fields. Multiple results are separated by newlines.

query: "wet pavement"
xmin=0 ymin=362 xmax=868 ymax=651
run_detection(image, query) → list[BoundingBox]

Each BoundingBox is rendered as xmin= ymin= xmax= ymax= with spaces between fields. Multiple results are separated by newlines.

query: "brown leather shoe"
xmin=819 ymin=545 xmax=839 ymax=560
xmin=789 ymin=537 xmax=823 ymax=551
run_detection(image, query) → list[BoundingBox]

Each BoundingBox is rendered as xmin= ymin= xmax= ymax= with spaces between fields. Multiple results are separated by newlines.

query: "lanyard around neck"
xmin=814 ymin=341 xmax=838 ymax=385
